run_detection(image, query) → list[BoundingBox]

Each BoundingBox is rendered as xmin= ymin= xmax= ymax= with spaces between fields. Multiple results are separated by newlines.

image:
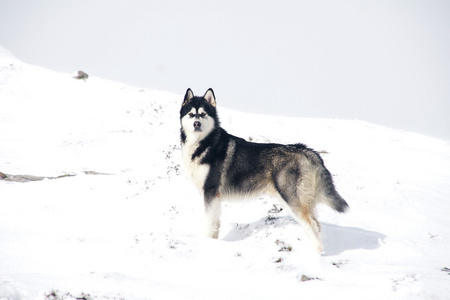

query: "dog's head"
xmin=180 ymin=88 xmax=218 ymax=144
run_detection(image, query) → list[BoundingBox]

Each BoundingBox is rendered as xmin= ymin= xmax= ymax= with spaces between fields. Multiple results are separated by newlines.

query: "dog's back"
xmin=217 ymin=137 xmax=348 ymax=212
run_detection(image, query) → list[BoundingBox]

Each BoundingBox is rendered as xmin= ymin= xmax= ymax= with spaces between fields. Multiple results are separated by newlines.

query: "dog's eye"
xmin=199 ymin=112 xmax=206 ymax=118
xmin=188 ymin=113 xmax=195 ymax=118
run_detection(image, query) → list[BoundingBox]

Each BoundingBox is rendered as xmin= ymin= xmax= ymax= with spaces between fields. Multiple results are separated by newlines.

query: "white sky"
xmin=1 ymin=0 xmax=449 ymax=139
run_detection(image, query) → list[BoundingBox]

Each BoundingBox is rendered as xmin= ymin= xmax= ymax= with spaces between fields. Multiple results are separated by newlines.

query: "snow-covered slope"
xmin=1 ymin=50 xmax=450 ymax=300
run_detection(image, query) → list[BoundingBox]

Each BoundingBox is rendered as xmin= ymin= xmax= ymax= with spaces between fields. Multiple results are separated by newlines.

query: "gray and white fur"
xmin=180 ymin=88 xmax=349 ymax=253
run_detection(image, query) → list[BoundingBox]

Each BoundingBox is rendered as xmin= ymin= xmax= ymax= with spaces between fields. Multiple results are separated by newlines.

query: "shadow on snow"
xmin=222 ymin=215 xmax=385 ymax=256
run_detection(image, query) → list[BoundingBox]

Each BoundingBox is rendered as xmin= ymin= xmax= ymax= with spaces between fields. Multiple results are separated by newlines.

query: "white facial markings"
xmin=181 ymin=106 xmax=215 ymax=144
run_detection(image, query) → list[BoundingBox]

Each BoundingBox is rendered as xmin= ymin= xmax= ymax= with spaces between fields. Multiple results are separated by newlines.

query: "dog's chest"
xmin=182 ymin=143 xmax=210 ymax=191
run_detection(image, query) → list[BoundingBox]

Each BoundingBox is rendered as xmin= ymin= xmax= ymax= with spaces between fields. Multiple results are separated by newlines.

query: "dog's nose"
xmin=194 ymin=121 xmax=201 ymax=129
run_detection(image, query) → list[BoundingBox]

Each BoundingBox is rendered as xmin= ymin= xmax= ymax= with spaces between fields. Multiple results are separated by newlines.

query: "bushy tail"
xmin=294 ymin=144 xmax=349 ymax=213
xmin=319 ymin=167 xmax=349 ymax=213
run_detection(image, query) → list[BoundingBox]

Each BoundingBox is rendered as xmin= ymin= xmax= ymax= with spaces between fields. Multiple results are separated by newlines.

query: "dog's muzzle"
xmin=194 ymin=121 xmax=201 ymax=131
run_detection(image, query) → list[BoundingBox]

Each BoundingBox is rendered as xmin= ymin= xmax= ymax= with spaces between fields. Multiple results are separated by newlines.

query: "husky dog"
xmin=180 ymin=88 xmax=349 ymax=253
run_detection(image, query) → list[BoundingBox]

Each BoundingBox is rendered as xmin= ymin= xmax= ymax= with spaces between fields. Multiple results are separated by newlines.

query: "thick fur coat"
xmin=180 ymin=88 xmax=349 ymax=252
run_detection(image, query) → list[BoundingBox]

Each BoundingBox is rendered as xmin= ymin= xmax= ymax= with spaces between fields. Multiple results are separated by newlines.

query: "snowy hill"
xmin=1 ymin=50 xmax=450 ymax=299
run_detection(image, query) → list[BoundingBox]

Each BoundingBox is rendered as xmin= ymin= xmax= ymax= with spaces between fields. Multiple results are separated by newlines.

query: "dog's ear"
xmin=203 ymin=88 xmax=216 ymax=107
xmin=182 ymin=88 xmax=194 ymax=106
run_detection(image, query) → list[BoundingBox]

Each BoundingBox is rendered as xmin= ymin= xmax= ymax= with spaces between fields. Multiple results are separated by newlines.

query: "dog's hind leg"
xmin=204 ymin=198 xmax=222 ymax=239
xmin=280 ymin=200 xmax=324 ymax=253
xmin=298 ymin=206 xmax=323 ymax=253
xmin=274 ymin=163 xmax=323 ymax=253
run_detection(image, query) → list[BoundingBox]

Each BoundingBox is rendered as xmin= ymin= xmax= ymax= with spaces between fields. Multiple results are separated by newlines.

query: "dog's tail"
xmin=318 ymin=167 xmax=349 ymax=213
xmin=293 ymin=144 xmax=349 ymax=213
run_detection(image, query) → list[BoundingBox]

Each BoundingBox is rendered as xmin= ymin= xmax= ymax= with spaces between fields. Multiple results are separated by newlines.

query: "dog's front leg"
xmin=204 ymin=197 xmax=222 ymax=239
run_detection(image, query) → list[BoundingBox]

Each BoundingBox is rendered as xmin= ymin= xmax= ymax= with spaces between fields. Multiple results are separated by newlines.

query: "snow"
xmin=1 ymin=49 xmax=450 ymax=300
